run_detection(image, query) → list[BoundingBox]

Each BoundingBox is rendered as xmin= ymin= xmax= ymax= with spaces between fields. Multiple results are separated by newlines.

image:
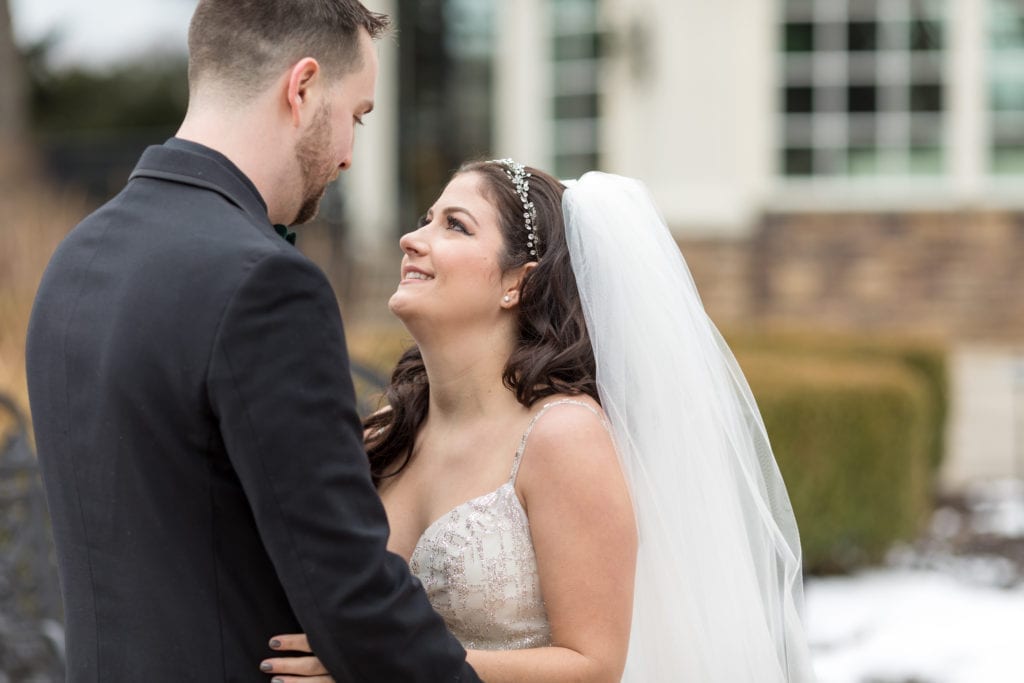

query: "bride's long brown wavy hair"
xmin=363 ymin=160 xmax=598 ymax=484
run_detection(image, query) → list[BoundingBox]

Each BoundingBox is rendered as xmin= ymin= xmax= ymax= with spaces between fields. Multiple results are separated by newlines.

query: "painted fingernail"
xmin=271 ymin=679 xmax=284 ymax=683
xmin=260 ymin=662 xmax=273 ymax=672
xmin=269 ymin=639 xmax=281 ymax=649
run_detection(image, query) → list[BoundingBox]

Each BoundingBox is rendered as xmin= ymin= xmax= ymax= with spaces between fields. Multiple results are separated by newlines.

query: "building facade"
xmin=345 ymin=0 xmax=1024 ymax=488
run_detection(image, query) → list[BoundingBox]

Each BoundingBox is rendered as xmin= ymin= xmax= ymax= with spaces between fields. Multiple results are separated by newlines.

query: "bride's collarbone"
xmin=389 ymin=425 xmax=526 ymax=529
xmin=402 ymin=445 xmax=512 ymax=503
xmin=412 ymin=420 xmax=522 ymax=475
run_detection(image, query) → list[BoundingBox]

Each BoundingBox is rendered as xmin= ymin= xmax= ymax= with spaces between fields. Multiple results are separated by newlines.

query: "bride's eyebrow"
xmin=444 ymin=206 xmax=480 ymax=228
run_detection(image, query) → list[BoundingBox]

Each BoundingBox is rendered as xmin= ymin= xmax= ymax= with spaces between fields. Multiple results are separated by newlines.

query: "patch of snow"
xmin=806 ymin=567 xmax=1024 ymax=682
xmin=806 ymin=478 xmax=1024 ymax=682
xmin=966 ymin=478 xmax=1024 ymax=538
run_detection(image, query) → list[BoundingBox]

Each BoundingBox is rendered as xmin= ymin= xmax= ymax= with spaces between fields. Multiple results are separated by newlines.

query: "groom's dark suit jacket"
xmin=26 ymin=139 xmax=477 ymax=682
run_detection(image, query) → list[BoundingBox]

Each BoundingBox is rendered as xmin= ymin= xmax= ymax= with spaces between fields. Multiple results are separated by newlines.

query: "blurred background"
xmin=1 ymin=0 xmax=1023 ymax=681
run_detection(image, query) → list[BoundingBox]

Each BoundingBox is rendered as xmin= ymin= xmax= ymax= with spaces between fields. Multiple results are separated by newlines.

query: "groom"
xmin=26 ymin=1 xmax=478 ymax=681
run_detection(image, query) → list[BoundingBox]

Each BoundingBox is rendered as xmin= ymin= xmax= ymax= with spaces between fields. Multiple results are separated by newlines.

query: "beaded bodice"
xmin=408 ymin=399 xmax=600 ymax=650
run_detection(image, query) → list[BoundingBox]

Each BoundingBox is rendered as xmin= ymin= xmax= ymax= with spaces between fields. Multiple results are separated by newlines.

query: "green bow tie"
xmin=273 ymin=224 xmax=297 ymax=245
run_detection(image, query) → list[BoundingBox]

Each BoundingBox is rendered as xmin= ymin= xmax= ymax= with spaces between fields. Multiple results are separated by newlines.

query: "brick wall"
xmin=680 ymin=210 xmax=1024 ymax=342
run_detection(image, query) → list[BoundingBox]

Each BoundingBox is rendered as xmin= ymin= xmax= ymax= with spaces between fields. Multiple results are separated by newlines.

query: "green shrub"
xmin=737 ymin=352 xmax=932 ymax=573
xmin=725 ymin=328 xmax=948 ymax=471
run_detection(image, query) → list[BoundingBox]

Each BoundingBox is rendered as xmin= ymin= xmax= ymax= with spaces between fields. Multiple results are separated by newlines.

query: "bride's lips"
xmin=400 ymin=265 xmax=435 ymax=284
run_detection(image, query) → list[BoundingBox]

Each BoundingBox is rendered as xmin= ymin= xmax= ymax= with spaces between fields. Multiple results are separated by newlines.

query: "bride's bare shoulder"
xmin=516 ymin=391 xmax=636 ymax=566
xmin=518 ymin=393 xmax=618 ymax=484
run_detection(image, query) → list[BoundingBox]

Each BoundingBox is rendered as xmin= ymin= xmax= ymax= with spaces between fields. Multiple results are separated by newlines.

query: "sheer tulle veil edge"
xmin=562 ymin=172 xmax=816 ymax=682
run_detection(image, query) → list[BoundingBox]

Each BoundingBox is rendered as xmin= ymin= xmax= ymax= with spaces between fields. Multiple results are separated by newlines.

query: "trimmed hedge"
xmin=736 ymin=351 xmax=933 ymax=574
xmin=726 ymin=328 xmax=948 ymax=471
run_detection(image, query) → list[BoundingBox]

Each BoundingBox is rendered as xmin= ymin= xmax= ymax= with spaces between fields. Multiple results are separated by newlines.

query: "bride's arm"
xmin=464 ymin=402 xmax=637 ymax=683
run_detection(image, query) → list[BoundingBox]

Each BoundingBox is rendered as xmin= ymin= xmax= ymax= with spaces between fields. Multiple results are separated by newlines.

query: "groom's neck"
xmin=176 ymin=96 xmax=296 ymax=225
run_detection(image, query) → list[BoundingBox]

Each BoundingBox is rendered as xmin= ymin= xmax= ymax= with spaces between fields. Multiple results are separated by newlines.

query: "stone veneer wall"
xmin=680 ymin=210 xmax=1024 ymax=343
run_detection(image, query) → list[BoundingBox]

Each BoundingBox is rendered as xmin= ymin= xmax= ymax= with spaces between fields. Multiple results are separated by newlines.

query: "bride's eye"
xmin=447 ymin=216 xmax=470 ymax=235
xmin=416 ymin=213 xmax=430 ymax=228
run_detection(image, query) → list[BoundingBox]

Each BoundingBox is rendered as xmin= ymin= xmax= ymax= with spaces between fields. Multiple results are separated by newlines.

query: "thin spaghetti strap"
xmin=509 ymin=398 xmax=603 ymax=483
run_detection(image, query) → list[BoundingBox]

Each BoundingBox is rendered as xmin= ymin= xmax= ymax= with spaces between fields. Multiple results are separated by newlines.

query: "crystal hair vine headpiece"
xmin=490 ymin=158 xmax=539 ymax=257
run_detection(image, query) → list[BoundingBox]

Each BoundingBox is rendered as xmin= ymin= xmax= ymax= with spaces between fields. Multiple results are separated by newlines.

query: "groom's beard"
xmin=292 ymin=102 xmax=335 ymax=225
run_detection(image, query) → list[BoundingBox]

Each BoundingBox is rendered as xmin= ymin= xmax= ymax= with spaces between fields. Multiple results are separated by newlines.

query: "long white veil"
xmin=562 ymin=173 xmax=815 ymax=682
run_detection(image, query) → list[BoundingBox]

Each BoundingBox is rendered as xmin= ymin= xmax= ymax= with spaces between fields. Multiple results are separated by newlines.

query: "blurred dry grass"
xmin=0 ymin=147 xmax=91 ymax=434
xmin=344 ymin=322 xmax=412 ymax=375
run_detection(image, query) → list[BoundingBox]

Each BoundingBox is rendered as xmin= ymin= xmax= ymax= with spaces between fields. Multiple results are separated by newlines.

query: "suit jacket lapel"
xmin=129 ymin=140 xmax=271 ymax=226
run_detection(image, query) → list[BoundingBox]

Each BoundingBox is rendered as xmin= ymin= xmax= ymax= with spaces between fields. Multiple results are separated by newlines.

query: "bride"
xmin=260 ymin=160 xmax=815 ymax=681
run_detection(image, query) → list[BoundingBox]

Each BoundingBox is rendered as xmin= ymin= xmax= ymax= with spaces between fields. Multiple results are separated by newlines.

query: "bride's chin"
xmin=387 ymin=292 xmax=419 ymax=322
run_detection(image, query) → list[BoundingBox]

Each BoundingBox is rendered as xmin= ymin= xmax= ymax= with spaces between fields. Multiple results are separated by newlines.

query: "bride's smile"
xmin=399 ymin=264 xmax=434 ymax=283
xmin=389 ymin=172 xmax=519 ymax=329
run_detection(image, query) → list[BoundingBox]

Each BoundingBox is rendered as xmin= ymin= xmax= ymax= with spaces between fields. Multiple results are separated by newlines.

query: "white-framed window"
xmin=446 ymin=0 xmax=496 ymax=158
xmin=550 ymin=0 xmax=600 ymax=179
xmin=989 ymin=0 xmax=1024 ymax=175
xmin=778 ymin=0 xmax=947 ymax=179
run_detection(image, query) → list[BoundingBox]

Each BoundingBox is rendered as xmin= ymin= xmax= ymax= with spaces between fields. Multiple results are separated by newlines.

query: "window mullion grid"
xmin=813 ymin=0 xmax=848 ymax=175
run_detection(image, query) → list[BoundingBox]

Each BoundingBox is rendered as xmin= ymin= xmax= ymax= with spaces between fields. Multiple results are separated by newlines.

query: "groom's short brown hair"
xmin=187 ymin=0 xmax=390 ymax=99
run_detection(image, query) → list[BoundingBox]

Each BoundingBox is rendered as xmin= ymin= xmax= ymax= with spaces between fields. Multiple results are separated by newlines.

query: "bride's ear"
xmin=500 ymin=262 xmax=538 ymax=308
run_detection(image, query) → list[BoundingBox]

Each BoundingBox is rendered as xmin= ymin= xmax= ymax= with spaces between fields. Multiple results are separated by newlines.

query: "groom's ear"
xmin=285 ymin=58 xmax=321 ymax=127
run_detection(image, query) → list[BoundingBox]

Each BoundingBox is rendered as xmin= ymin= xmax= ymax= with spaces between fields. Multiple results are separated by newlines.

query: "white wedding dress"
xmin=411 ymin=173 xmax=815 ymax=682
xmin=409 ymin=399 xmax=599 ymax=650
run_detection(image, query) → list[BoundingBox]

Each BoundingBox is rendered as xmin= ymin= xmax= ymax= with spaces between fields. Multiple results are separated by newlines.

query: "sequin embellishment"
xmin=408 ymin=399 xmax=603 ymax=650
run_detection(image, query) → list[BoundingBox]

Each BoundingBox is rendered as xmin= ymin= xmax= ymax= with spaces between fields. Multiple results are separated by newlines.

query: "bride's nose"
xmin=399 ymin=227 xmax=428 ymax=256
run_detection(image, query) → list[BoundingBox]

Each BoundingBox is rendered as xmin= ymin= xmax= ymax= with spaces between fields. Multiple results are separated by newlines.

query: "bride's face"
xmin=389 ymin=172 xmax=512 ymax=329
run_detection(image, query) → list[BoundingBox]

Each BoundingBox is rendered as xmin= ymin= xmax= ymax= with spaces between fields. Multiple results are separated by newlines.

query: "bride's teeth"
xmin=407 ymin=272 xmax=433 ymax=281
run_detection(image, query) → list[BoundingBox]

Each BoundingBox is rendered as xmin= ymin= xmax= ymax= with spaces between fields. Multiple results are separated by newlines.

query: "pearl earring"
xmin=503 ymin=295 xmax=512 ymax=303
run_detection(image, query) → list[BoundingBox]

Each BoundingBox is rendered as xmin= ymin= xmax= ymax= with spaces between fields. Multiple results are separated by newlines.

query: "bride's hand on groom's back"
xmin=259 ymin=634 xmax=332 ymax=682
